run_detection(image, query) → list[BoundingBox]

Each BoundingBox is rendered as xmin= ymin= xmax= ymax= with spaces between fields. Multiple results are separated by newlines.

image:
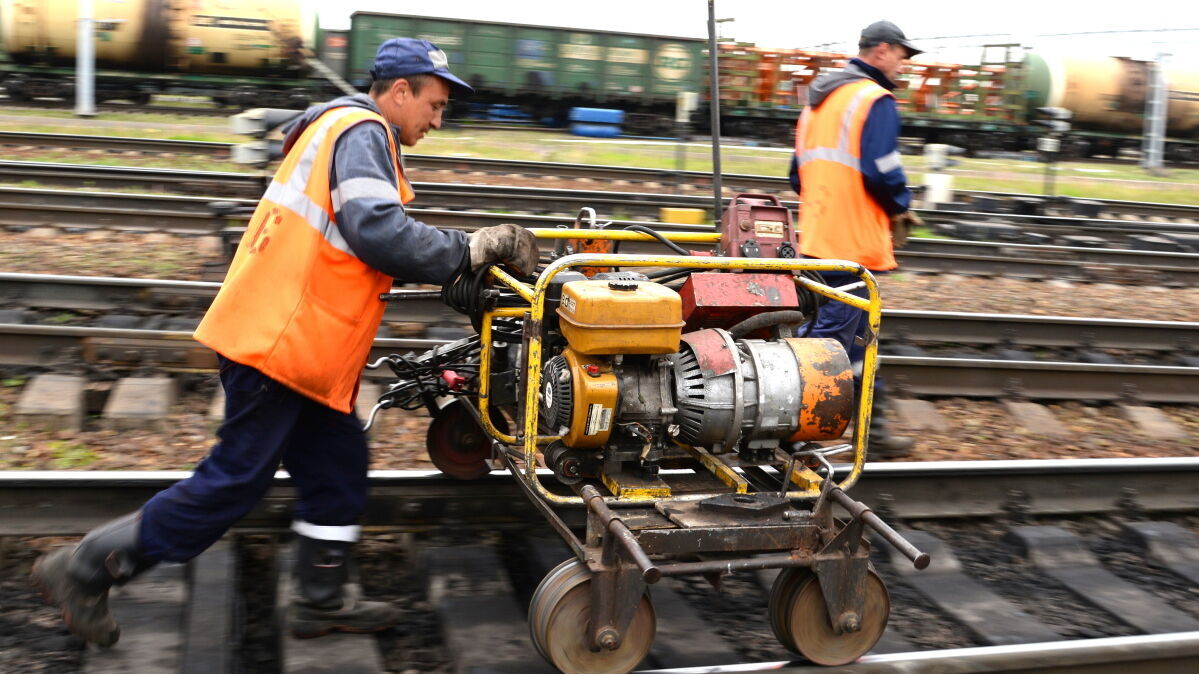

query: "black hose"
xmin=727 ymin=310 xmax=812 ymax=338
xmin=619 ymin=224 xmax=691 ymax=256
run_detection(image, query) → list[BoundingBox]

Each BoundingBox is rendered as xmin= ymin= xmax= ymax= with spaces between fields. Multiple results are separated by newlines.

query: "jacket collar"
xmin=849 ymin=58 xmax=897 ymax=91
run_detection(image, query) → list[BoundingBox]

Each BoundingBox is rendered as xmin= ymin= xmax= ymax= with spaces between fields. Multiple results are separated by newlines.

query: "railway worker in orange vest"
xmin=788 ymin=21 xmax=923 ymax=457
xmin=32 ymin=38 xmax=539 ymax=647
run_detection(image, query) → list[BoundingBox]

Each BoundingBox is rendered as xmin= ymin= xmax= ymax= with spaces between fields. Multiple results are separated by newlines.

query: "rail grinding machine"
xmin=367 ymin=195 xmax=929 ymax=672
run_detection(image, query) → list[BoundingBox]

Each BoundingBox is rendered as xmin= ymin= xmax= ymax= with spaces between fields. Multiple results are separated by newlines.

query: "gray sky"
xmin=315 ymin=0 xmax=1198 ymax=64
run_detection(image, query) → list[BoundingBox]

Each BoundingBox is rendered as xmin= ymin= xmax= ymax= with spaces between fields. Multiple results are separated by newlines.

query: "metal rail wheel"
xmin=770 ymin=566 xmax=890 ymax=665
xmin=529 ymin=559 xmax=656 ymax=674
xmin=425 ymin=399 xmax=509 ymax=480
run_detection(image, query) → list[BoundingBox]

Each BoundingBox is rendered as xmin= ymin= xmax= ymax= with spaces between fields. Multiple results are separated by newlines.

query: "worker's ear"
xmin=389 ymin=78 xmax=413 ymax=105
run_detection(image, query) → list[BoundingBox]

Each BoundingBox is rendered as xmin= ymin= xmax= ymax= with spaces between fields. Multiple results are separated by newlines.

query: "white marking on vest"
xmin=265 ymin=109 xmax=402 ymax=259
xmin=874 ymin=150 xmax=902 ymax=174
xmin=291 ymin=520 xmax=362 ymax=542
xmin=797 ymin=83 xmax=882 ymax=172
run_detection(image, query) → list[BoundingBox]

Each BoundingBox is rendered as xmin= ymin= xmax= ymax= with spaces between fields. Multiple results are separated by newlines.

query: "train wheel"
xmin=528 ymin=559 xmax=655 ymax=674
xmin=767 ymin=567 xmax=813 ymax=652
xmin=773 ymin=567 xmax=889 ymax=665
xmin=424 ymin=399 xmax=506 ymax=480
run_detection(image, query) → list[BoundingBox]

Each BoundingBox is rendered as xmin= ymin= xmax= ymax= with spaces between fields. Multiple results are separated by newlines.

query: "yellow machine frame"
xmin=475 ymin=228 xmax=882 ymax=507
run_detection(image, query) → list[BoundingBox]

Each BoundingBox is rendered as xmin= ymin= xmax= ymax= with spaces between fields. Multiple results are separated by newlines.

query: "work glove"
xmin=467 ymin=223 xmax=540 ymax=275
xmin=889 ymin=211 xmax=923 ymax=249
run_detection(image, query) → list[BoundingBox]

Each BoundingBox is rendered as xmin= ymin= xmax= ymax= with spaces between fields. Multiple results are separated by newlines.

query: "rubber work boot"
xmin=289 ymin=535 xmax=401 ymax=638
xmin=868 ymin=390 xmax=915 ymax=458
xmin=30 ymin=512 xmax=156 ymax=647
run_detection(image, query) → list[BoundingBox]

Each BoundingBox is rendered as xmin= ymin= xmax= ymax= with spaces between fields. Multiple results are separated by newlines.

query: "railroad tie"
xmin=891 ymin=398 xmax=950 ymax=432
xmin=82 ymin=564 xmax=186 ymax=673
xmin=425 ymin=544 xmax=555 ymax=674
xmin=13 ymin=373 xmax=85 ymax=432
xmin=276 ymin=542 xmax=385 ymax=674
xmin=181 ymin=540 xmax=236 ymax=674
xmin=1001 ymin=401 xmax=1067 ymax=438
xmin=1006 ymin=525 xmax=1199 ymax=634
xmin=1121 ymin=522 xmax=1199 ymax=586
xmin=101 ymin=376 xmax=177 ymax=433
xmin=1117 ymin=405 xmax=1188 ymax=441
xmin=877 ymin=529 xmax=1060 ymax=645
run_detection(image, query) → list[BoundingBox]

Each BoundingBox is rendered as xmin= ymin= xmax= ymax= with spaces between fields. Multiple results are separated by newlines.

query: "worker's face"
xmin=386 ymin=77 xmax=450 ymax=147
xmin=877 ymin=43 xmax=911 ymax=82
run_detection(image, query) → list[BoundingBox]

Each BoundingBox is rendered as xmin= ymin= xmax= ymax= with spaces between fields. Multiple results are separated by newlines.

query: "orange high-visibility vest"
xmin=796 ymin=79 xmax=897 ymax=271
xmin=194 ymin=106 xmax=415 ymax=413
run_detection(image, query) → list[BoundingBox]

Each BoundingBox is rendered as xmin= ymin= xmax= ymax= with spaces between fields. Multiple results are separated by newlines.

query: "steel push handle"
xmin=830 ymin=488 xmax=930 ymax=570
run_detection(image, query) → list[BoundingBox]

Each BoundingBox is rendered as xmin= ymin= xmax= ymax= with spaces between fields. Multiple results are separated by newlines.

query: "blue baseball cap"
xmin=369 ymin=38 xmax=474 ymax=96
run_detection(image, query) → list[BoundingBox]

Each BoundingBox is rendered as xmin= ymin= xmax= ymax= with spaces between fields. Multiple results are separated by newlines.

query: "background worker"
xmin=789 ymin=20 xmax=924 ymax=457
xmin=32 ymin=38 xmax=539 ymax=647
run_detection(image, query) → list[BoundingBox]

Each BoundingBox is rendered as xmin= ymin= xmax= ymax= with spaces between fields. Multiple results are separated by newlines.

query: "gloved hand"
xmin=467 ymin=223 xmax=539 ymax=275
xmin=888 ymin=211 xmax=923 ymax=249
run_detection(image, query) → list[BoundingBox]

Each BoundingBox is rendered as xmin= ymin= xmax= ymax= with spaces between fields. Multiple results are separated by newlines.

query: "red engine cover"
xmin=716 ymin=193 xmax=798 ymax=259
xmin=679 ymin=272 xmax=801 ymax=331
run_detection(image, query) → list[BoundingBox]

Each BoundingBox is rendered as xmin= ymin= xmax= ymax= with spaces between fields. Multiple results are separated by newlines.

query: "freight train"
xmin=0 ymin=0 xmax=322 ymax=107
xmin=3 ymin=5 xmax=1197 ymax=160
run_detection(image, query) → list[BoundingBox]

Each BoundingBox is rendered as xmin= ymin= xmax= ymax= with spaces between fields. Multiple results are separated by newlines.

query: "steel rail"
xmin=0 ymin=160 xmax=259 ymax=194
xmin=3 ymin=272 xmax=1198 ymax=351
xmin=2 ymin=458 xmax=1197 ymax=535
xmin=885 ymin=356 xmax=1199 ymax=403
xmin=0 ymin=144 xmax=1193 ymax=221
xmin=641 ymin=632 xmax=1199 ymax=673
xmin=0 ymin=323 xmax=443 ymax=369
xmin=4 ymin=162 xmax=1198 ymax=231
xmin=2 ymin=324 xmax=1197 ymax=401
xmin=1 ymin=187 xmax=1195 ymax=282
xmin=903 ymin=238 xmax=1199 ymax=269
xmin=0 ymin=131 xmax=231 ymax=156
xmin=2 ymin=177 xmax=1196 ymax=268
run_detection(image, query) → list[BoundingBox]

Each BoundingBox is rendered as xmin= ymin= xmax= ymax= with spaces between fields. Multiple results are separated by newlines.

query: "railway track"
xmin=0 ymin=100 xmax=234 ymax=117
xmin=1 ymin=272 xmax=1197 ymax=402
xmin=3 ymin=159 xmax=1196 ymax=235
xmin=2 ymin=183 xmax=1196 ymax=285
xmin=0 ymin=134 xmax=1195 ymax=223
xmin=4 ymin=460 xmax=1199 ymax=672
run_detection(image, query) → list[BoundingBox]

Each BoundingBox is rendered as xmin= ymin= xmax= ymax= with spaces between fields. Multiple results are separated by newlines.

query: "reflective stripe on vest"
xmin=194 ymin=106 xmax=410 ymax=413
xmin=796 ymin=83 xmax=880 ymax=172
xmin=795 ymin=79 xmax=897 ymax=271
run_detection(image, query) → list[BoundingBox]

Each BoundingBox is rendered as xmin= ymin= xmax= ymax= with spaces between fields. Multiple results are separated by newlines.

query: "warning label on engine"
xmin=754 ymin=221 xmax=785 ymax=238
xmin=585 ymin=404 xmax=612 ymax=435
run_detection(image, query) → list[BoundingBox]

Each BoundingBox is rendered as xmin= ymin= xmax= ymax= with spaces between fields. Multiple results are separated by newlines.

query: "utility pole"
xmin=707 ymin=1 xmax=724 ymax=221
xmin=1141 ymin=53 xmax=1168 ymax=176
xmin=75 ymin=0 xmax=96 ymax=116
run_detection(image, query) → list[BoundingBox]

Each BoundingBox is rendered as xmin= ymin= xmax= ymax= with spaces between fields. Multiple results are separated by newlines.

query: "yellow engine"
xmin=539 ymin=275 xmax=854 ymax=484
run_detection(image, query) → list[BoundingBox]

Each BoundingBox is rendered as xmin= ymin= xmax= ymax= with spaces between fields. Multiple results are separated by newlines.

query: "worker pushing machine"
xmin=789 ymin=20 xmax=924 ymax=457
xmin=32 ymin=38 xmax=539 ymax=646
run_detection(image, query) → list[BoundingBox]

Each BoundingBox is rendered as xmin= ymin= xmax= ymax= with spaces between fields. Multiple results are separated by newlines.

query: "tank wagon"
xmin=1021 ymin=52 xmax=1199 ymax=158
xmin=346 ymin=11 xmax=705 ymax=133
xmin=0 ymin=0 xmax=321 ymax=107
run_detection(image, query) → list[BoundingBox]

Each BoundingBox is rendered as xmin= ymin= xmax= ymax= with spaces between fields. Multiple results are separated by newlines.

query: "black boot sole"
xmin=31 ymin=552 xmax=120 ymax=648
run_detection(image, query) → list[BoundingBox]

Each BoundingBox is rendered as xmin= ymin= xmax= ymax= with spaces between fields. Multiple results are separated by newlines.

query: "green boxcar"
xmin=348 ymin=12 xmax=704 ymax=109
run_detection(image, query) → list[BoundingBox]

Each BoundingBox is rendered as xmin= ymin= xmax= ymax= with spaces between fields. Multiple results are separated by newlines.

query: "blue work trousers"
xmin=138 ymin=356 xmax=369 ymax=563
xmin=802 ymin=269 xmax=887 ymax=399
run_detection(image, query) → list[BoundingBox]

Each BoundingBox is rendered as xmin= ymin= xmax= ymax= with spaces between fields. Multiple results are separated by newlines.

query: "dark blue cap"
xmin=369 ymin=38 xmax=474 ymax=96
